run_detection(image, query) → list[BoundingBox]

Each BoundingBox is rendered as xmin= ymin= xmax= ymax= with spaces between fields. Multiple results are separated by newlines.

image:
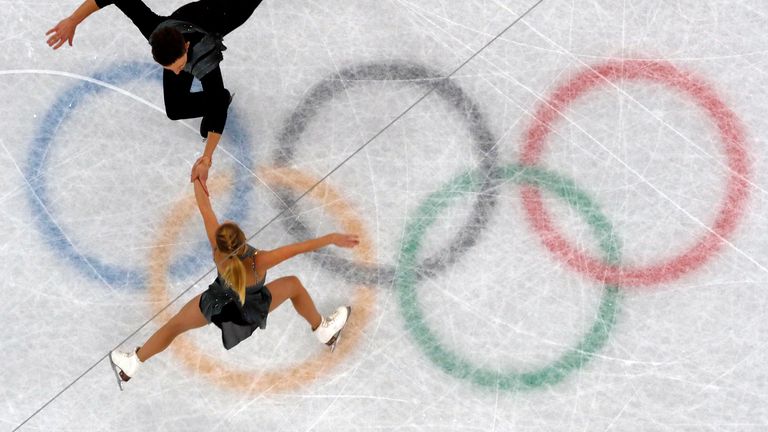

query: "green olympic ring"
xmin=395 ymin=164 xmax=622 ymax=390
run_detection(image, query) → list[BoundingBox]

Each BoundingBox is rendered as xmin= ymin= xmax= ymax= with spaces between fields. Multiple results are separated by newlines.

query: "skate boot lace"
xmin=322 ymin=310 xmax=341 ymax=327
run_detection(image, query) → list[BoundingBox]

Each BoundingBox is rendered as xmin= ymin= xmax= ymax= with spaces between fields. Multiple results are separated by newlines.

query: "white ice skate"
xmin=314 ymin=306 xmax=351 ymax=352
xmin=108 ymin=348 xmax=142 ymax=391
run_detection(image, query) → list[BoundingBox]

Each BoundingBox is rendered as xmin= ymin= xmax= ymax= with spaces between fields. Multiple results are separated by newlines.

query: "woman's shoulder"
xmin=240 ymin=244 xmax=258 ymax=259
xmin=212 ymin=244 xmax=259 ymax=261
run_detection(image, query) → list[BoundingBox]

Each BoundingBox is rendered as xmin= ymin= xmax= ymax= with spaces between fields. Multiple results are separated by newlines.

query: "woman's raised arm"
xmin=193 ymin=178 xmax=219 ymax=251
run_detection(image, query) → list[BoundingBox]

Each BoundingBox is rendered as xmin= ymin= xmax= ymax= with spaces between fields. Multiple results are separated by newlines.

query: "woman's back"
xmin=213 ymin=244 xmax=265 ymax=288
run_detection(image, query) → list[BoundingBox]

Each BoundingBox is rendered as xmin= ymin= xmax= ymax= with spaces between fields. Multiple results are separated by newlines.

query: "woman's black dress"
xmin=198 ymin=245 xmax=271 ymax=349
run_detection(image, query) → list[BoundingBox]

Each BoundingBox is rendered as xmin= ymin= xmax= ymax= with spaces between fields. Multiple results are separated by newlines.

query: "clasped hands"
xmin=190 ymin=155 xmax=212 ymax=196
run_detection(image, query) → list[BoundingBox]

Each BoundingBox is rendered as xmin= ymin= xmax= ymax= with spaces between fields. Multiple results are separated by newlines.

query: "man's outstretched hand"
xmin=46 ymin=17 xmax=78 ymax=49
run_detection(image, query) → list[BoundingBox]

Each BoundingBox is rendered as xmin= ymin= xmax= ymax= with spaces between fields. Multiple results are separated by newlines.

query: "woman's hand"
xmin=46 ymin=17 xmax=78 ymax=49
xmin=328 ymin=233 xmax=359 ymax=248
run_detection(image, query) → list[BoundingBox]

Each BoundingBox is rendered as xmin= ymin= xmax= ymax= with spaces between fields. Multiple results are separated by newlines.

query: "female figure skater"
xmin=46 ymin=0 xmax=264 ymax=193
xmin=109 ymin=177 xmax=356 ymax=388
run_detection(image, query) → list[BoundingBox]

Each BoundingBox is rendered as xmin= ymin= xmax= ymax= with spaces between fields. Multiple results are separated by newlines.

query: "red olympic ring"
xmin=520 ymin=59 xmax=750 ymax=287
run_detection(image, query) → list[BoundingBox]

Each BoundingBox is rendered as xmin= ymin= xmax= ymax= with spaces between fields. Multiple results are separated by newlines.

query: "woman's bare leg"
xmin=136 ymin=293 xmax=208 ymax=362
xmin=266 ymin=276 xmax=322 ymax=329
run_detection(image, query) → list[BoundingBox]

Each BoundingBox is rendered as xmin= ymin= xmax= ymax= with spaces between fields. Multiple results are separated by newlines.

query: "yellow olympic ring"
xmin=148 ymin=168 xmax=375 ymax=394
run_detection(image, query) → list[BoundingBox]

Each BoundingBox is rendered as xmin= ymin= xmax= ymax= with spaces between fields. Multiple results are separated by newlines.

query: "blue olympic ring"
xmin=26 ymin=61 xmax=254 ymax=288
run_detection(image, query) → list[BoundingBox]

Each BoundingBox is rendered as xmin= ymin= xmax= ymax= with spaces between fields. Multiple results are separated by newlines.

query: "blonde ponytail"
xmin=215 ymin=222 xmax=248 ymax=304
xmin=220 ymin=255 xmax=246 ymax=304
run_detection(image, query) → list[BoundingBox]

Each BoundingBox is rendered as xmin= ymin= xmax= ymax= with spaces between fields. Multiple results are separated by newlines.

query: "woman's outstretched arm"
xmin=193 ymin=178 xmax=219 ymax=250
xmin=256 ymin=233 xmax=359 ymax=271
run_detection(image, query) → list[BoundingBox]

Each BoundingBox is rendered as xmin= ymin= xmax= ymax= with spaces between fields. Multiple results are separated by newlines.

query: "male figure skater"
xmin=47 ymin=0 xmax=263 ymax=192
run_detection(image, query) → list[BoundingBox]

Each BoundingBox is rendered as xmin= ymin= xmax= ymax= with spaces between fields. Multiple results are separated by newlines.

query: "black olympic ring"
xmin=271 ymin=60 xmax=500 ymax=285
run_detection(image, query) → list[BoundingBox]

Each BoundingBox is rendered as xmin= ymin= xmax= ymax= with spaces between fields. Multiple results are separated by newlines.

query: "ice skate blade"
xmin=327 ymin=330 xmax=342 ymax=353
xmin=325 ymin=306 xmax=351 ymax=353
xmin=108 ymin=353 xmax=124 ymax=391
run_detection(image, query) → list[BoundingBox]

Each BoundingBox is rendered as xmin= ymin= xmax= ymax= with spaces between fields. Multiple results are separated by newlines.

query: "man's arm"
xmin=190 ymin=67 xmax=231 ymax=193
xmin=98 ymin=0 xmax=163 ymax=40
xmin=46 ymin=0 xmax=100 ymax=49
xmin=47 ymin=0 xmax=163 ymax=47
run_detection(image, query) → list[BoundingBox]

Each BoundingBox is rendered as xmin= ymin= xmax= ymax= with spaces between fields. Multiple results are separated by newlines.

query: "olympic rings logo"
xmin=29 ymin=59 xmax=749 ymax=393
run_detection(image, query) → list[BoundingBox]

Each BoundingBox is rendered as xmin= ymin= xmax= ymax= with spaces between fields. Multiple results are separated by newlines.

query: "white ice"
xmin=2 ymin=0 xmax=768 ymax=431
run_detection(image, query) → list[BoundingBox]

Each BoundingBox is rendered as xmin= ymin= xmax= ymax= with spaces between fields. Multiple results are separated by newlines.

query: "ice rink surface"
xmin=2 ymin=0 xmax=768 ymax=430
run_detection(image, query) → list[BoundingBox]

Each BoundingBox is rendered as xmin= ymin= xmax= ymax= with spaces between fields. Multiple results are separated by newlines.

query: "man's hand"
xmin=190 ymin=156 xmax=212 ymax=196
xmin=46 ymin=17 xmax=78 ymax=49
